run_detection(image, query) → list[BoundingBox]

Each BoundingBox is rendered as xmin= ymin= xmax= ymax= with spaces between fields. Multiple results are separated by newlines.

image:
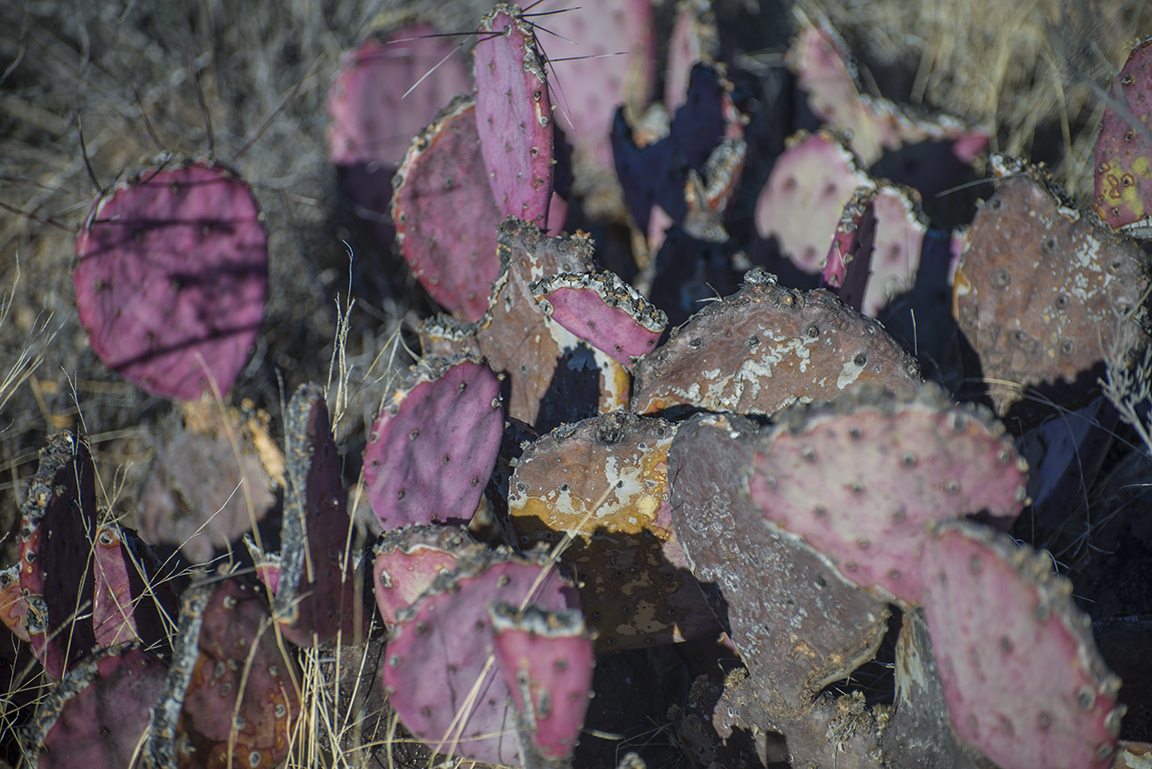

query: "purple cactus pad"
xmin=371 ymin=524 xmax=485 ymax=627
xmin=1093 ymin=36 xmax=1152 ymax=236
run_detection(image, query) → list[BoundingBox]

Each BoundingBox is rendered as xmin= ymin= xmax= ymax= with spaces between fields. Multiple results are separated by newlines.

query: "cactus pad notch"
xmin=73 ymin=161 xmax=268 ymax=401
xmin=362 ymin=354 xmax=504 ymax=530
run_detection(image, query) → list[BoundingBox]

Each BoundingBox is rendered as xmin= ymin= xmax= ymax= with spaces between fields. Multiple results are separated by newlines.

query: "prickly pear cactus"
xmin=921 ymin=520 xmax=1124 ymax=769
xmin=668 ymin=411 xmax=890 ymax=719
xmin=73 ymin=161 xmax=268 ymax=401
xmin=529 ymin=270 xmax=667 ymax=368
xmin=489 ymin=602 xmax=595 ymax=767
xmin=631 ymin=269 xmax=922 ymax=418
xmin=371 ymin=524 xmax=485 ymax=627
xmin=91 ymin=523 xmax=177 ymax=652
xmin=18 ymin=433 xmax=98 ymax=679
xmin=382 ymin=547 xmax=579 ymax=766
xmin=0 ymin=566 xmax=29 ymax=642
xmin=821 ymin=186 xmax=877 ymax=313
xmin=953 ymin=155 xmax=1150 ymax=428
xmin=24 ymin=644 xmax=169 ymax=769
xmin=508 ymin=411 xmax=718 ymax=651
xmin=474 ymin=4 xmax=554 ymax=228
xmin=1094 ymin=35 xmax=1152 ymax=237
xmin=362 ymin=354 xmax=503 ymax=530
xmin=276 ymin=384 xmax=363 ymax=646
xmin=748 ymin=383 xmax=1028 ymax=606
xmin=148 ymin=576 xmax=300 ymax=769
xmin=392 ymin=95 xmax=503 ymax=322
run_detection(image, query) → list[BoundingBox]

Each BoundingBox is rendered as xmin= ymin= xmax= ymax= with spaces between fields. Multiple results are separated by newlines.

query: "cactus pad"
xmin=74 ymin=161 xmax=267 ymax=401
xmin=276 ymin=384 xmax=363 ymax=646
xmin=509 ymin=411 xmax=718 ymax=651
xmin=148 ymin=576 xmax=300 ymax=769
xmin=921 ymin=521 xmax=1123 ymax=769
xmin=0 ymin=566 xmax=29 ymax=642
xmin=631 ymin=269 xmax=922 ymax=418
xmin=748 ymin=384 xmax=1028 ymax=606
xmin=26 ymin=645 xmax=169 ymax=769
xmin=474 ymin=4 xmax=554 ymax=228
xmin=530 ymin=270 xmax=667 ymax=367
xmin=821 ymin=186 xmax=877 ymax=313
xmin=18 ymin=433 xmax=98 ymax=678
xmin=382 ymin=547 xmax=579 ymax=765
xmin=371 ymin=524 xmax=485 ymax=627
xmin=953 ymin=156 xmax=1150 ymax=427
xmin=91 ymin=523 xmax=177 ymax=652
xmin=1093 ymin=36 xmax=1152 ymax=236
xmin=362 ymin=355 xmax=503 ymax=530
xmin=392 ymin=95 xmax=503 ymax=321
xmin=668 ymin=412 xmax=890 ymax=719
xmin=489 ymin=602 xmax=595 ymax=763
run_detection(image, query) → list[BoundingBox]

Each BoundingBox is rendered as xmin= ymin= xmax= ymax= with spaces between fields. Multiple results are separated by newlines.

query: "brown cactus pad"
xmin=668 ymin=412 xmax=890 ymax=719
xmin=953 ymin=157 xmax=1150 ymax=427
xmin=508 ymin=411 xmax=717 ymax=652
xmin=631 ymin=269 xmax=921 ymax=417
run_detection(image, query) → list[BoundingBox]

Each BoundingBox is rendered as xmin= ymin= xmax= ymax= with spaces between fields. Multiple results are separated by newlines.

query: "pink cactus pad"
xmin=327 ymin=23 xmax=472 ymax=169
xmin=363 ymin=355 xmax=503 ymax=530
xmin=91 ymin=524 xmax=177 ymax=653
xmin=821 ymin=186 xmax=877 ymax=313
xmin=921 ymin=521 xmax=1124 ymax=769
xmin=371 ymin=524 xmax=485 ymax=627
xmin=530 ymin=270 xmax=667 ymax=367
xmin=474 ymin=4 xmax=554 ymax=227
xmin=489 ymin=602 xmax=594 ymax=762
xmin=382 ymin=548 xmax=579 ymax=765
xmin=148 ymin=577 xmax=300 ymax=769
xmin=748 ymin=384 xmax=1029 ymax=606
xmin=244 ymin=535 xmax=283 ymax=596
xmin=393 ymin=95 xmax=503 ymax=321
xmin=74 ymin=161 xmax=267 ymax=401
xmin=1094 ymin=36 xmax=1152 ymax=236
xmin=276 ymin=384 xmax=364 ymax=646
xmin=865 ymin=183 xmax=927 ymax=317
xmin=18 ymin=433 xmax=98 ymax=679
xmin=27 ymin=645 xmax=169 ymax=769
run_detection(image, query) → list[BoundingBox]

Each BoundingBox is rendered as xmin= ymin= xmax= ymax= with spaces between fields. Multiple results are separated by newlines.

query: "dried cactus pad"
xmin=474 ymin=4 xmax=554 ymax=227
xmin=383 ymin=548 xmax=579 ymax=765
xmin=953 ymin=157 xmax=1150 ymax=426
xmin=508 ymin=411 xmax=717 ymax=651
xmin=668 ymin=412 xmax=889 ymax=718
xmin=631 ymin=269 xmax=922 ymax=418
xmin=921 ymin=521 xmax=1124 ymax=769
xmin=372 ymin=524 xmax=486 ymax=627
xmin=148 ymin=577 xmax=299 ymax=769
xmin=530 ymin=270 xmax=667 ymax=367
xmin=1094 ymin=36 xmax=1152 ymax=236
xmin=74 ymin=161 xmax=267 ymax=401
xmin=92 ymin=523 xmax=177 ymax=652
xmin=749 ymin=384 xmax=1028 ymax=606
xmin=490 ymin=602 xmax=595 ymax=762
xmin=276 ymin=384 xmax=362 ymax=646
xmin=821 ymin=186 xmax=877 ymax=313
xmin=18 ymin=433 xmax=98 ymax=679
xmin=393 ymin=95 xmax=502 ymax=321
xmin=363 ymin=355 xmax=503 ymax=530
xmin=25 ymin=645 xmax=169 ymax=769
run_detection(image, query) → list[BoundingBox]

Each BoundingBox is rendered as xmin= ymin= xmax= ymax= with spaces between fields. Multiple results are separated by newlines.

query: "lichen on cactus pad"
xmin=1094 ymin=35 xmax=1152 ymax=236
xmin=276 ymin=384 xmax=363 ymax=646
xmin=392 ymin=94 xmax=502 ymax=322
xmin=631 ymin=269 xmax=922 ymax=418
xmin=371 ymin=524 xmax=486 ymax=627
xmin=953 ymin=155 xmax=1150 ymax=428
xmin=362 ymin=354 xmax=503 ymax=530
xmin=668 ymin=411 xmax=890 ymax=720
xmin=18 ymin=432 xmax=98 ymax=679
xmin=474 ymin=4 xmax=554 ymax=228
xmin=148 ymin=575 xmax=300 ymax=769
xmin=508 ymin=411 xmax=717 ymax=652
xmin=74 ymin=160 xmax=268 ymax=401
xmin=748 ymin=383 xmax=1028 ymax=606
xmin=921 ymin=520 xmax=1124 ymax=769
xmin=382 ymin=546 xmax=579 ymax=765
xmin=25 ymin=644 xmax=169 ymax=769
xmin=489 ymin=602 xmax=595 ymax=765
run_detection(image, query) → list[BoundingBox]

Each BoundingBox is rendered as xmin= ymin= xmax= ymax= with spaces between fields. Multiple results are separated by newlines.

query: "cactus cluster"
xmin=9 ymin=4 xmax=1152 ymax=769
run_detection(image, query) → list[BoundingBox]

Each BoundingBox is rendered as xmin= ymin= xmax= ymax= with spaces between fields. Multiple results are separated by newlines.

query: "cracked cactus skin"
xmin=1094 ymin=35 xmax=1152 ymax=236
xmin=921 ymin=520 xmax=1124 ymax=769
xmin=74 ymin=161 xmax=268 ymax=401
